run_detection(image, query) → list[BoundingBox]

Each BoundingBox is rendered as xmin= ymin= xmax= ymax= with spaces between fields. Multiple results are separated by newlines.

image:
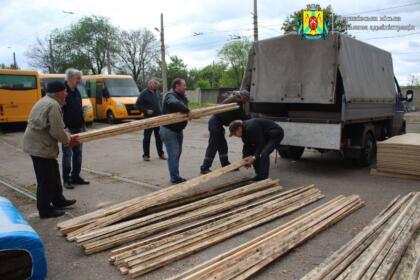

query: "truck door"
xmin=392 ymin=77 xmax=405 ymax=135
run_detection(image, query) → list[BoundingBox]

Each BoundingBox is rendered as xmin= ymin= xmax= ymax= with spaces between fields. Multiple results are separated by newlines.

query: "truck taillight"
xmin=0 ymin=105 xmax=3 ymax=115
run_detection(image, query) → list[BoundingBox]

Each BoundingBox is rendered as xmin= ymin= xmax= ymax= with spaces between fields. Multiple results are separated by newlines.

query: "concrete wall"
xmin=186 ymin=88 xmax=219 ymax=104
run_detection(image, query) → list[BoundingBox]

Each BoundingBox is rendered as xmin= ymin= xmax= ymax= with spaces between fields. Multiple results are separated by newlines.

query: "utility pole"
xmin=105 ymin=27 xmax=112 ymax=74
xmin=159 ymin=13 xmax=168 ymax=93
xmin=253 ymin=0 xmax=258 ymax=42
xmin=12 ymin=52 xmax=17 ymax=69
xmin=49 ymin=38 xmax=54 ymax=73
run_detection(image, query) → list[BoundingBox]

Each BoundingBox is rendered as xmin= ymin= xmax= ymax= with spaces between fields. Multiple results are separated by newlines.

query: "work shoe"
xmin=200 ymin=169 xmax=212 ymax=175
xmin=63 ymin=181 xmax=74 ymax=189
xmin=143 ymin=155 xmax=151 ymax=161
xmin=171 ymin=177 xmax=187 ymax=184
xmin=251 ymin=176 xmax=264 ymax=182
xmin=71 ymin=176 xmax=90 ymax=185
xmin=54 ymin=199 xmax=76 ymax=209
xmin=39 ymin=209 xmax=65 ymax=219
xmin=159 ymin=154 xmax=167 ymax=160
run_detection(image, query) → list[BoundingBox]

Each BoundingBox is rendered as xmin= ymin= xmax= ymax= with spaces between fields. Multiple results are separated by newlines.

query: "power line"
xmin=341 ymin=2 xmax=420 ymax=16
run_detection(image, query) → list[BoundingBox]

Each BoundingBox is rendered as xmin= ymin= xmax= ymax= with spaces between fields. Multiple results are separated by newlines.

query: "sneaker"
xmin=39 ymin=209 xmax=65 ymax=219
xmin=71 ymin=176 xmax=90 ymax=185
xmin=171 ymin=177 xmax=187 ymax=184
xmin=143 ymin=155 xmax=151 ymax=161
xmin=63 ymin=181 xmax=74 ymax=189
xmin=54 ymin=199 xmax=76 ymax=209
xmin=159 ymin=154 xmax=167 ymax=160
xmin=200 ymin=169 xmax=212 ymax=175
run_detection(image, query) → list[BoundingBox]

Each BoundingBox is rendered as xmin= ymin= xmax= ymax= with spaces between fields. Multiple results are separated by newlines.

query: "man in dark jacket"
xmin=62 ymin=68 xmax=89 ymax=189
xmin=160 ymin=78 xmax=193 ymax=184
xmin=136 ymin=79 xmax=166 ymax=161
xmin=229 ymin=118 xmax=284 ymax=181
xmin=200 ymin=90 xmax=250 ymax=174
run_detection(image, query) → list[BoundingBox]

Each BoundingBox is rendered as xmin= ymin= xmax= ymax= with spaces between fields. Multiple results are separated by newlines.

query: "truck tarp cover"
xmin=243 ymin=33 xmax=396 ymax=105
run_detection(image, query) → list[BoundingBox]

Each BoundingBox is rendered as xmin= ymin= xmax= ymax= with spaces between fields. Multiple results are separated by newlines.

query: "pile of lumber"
xmin=405 ymin=112 xmax=420 ymax=133
xmin=110 ymin=184 xmax=324 ymax=277
xmin=301 ymin=192 xmax=419 ymax=280
xmin=57 ymin=158 xmax=249 ymax=239
xmin=171 ymin=194 xmax=364 ymax=280
xmin=76 ymin=103 xmax=238 ymax=143
xmin=373 ymin=133 xmax=420 ymax=180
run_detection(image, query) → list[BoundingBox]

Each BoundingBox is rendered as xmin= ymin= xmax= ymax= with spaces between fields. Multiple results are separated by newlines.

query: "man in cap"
xmin=23 ymin=81 xmax=79 ymax=218
xmin=200 ymin=90 xmax=250 ymax=174
xmin=229 ymin=118 xmax=284 ymax=181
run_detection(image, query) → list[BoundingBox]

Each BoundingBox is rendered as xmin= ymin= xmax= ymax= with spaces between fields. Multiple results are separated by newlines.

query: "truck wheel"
xmin=356 ymin=132 xmax=376 ymax=167
xmin=279 ymin=146 xmax=305 ymax=160
xmin=106 ymin=111 xmax=117 ymax=124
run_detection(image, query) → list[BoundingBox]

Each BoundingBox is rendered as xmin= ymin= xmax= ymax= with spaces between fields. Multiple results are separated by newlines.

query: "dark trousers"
xmin=143 ymin=127 xmax=164 ymax=157
xmin=62 ymin=127 xmax=83 ymax=182
xmin=31 ymin=156 xmax=66 ymax=215
xmin=252 ymin=128 xmax=284 ymax=179
xmin=200 ymin=116 xmax=230 ymax=171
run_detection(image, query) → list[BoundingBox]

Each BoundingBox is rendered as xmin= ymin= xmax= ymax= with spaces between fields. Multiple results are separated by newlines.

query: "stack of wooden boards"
xmin=301 ymin=192 xmax=419 ymax=280
xmin=405 ymin=112 xmax=420 ymax=133
xmin=76 ymin=103 xmax=238 ymax=143
xmin=110 ymin=183 xmax=324 ymax=278
xmin=171 ymin=195 xmax=364 ymax=280
xmin=372 ymin=133 xmax=420 ymax=180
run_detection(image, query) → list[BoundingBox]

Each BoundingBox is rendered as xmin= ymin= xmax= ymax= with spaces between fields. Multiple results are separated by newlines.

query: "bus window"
xmin=0 ymin=75 xmax=37 ymax=90
xmin=104 ymin=78 xmax=139 ymax=97
xmin=96 ymin=80 xmax=103 ymax=104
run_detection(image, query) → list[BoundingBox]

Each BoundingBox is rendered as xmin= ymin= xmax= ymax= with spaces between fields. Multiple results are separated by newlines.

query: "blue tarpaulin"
xmin=0 ymin=197 xmax=47 ymax=280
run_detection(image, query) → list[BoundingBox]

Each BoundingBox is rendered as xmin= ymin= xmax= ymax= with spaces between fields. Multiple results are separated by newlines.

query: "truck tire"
xmin=106 ymin=110 xmax=117 ymax=124
xmin=355 ymin=132 xmax=376 ymax=167
xmin=279 ymin=146 xmax=305 ymax=160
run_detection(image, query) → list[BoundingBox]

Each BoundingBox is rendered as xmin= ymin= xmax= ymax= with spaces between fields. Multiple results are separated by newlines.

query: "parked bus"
xmin=40 ymin=74 xmax=94 ymax=124
xmin=83 ymin=75 xmax=143 ymax=123
xmin=0 ymin=69 xmax=41 ymax=125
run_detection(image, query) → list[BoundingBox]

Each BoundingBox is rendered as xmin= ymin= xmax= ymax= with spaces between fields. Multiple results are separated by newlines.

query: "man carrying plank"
xmin=229 ymin=118 xmax=284 ymax=181
xmin=199 ymin=90 xmax=250 ymax=174
xmin=23 ymin=81 xmax=79 ymax=218
xmin=160 ymin=78 xmax=193 ymax=184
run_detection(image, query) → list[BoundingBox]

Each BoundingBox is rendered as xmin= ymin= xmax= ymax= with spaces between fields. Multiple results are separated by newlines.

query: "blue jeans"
xmin=160 ymin=126 xmax=183 ymax=182
xmin=62 ymin=127 xmax=84 ymax=182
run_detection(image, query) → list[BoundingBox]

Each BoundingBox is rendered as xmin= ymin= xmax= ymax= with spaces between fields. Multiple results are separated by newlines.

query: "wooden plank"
xmin=75 ymin=179 xmax=278 ymax=244
xmin=126 ymin=191 xmax=326 ymax=278
xmin=83 ymin=183 xmax=283 ymax=254
xmin=65 ymin=158 xmax=250 ymax=240
xmin=121 ymin=188 xmax=322 ymax=268
xmin=110 ymin=185 xmax=314 ymax=262
xmin=300 ymin=193 xmax=414 ymax=280
xmin=350 ymin=193 xmax=419 ymax=279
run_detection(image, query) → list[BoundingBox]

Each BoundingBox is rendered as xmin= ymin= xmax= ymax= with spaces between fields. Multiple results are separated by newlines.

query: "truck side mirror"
xmin=406 ymin=90 xmax=414 ymax=102
xmin=103 ymin=87 xmax=110 ymax=99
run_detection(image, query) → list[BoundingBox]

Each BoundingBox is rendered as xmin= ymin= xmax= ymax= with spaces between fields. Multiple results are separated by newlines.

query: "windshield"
xmin=0 ymin=74 xmax=37 ymax=90
xmin=104 ymin=78 xmax=139 ymax=97
xmin=43 ymin=77 xmax=88 ymax=98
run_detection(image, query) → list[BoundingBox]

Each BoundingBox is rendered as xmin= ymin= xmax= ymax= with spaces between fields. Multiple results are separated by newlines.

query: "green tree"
xmin=26 ymin=16 xmax=119 ymax=74
xmin=167 ymin=55 xmax=189 ymax=88
xmin=217 ymin=38 xmax=252 ymax=88
xmin=282 ymin=5 xmax=349 ymax=34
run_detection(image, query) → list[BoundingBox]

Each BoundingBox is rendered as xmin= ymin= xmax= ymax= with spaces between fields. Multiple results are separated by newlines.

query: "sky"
xmin=0 ymin=0 xmax=419 ymax=85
